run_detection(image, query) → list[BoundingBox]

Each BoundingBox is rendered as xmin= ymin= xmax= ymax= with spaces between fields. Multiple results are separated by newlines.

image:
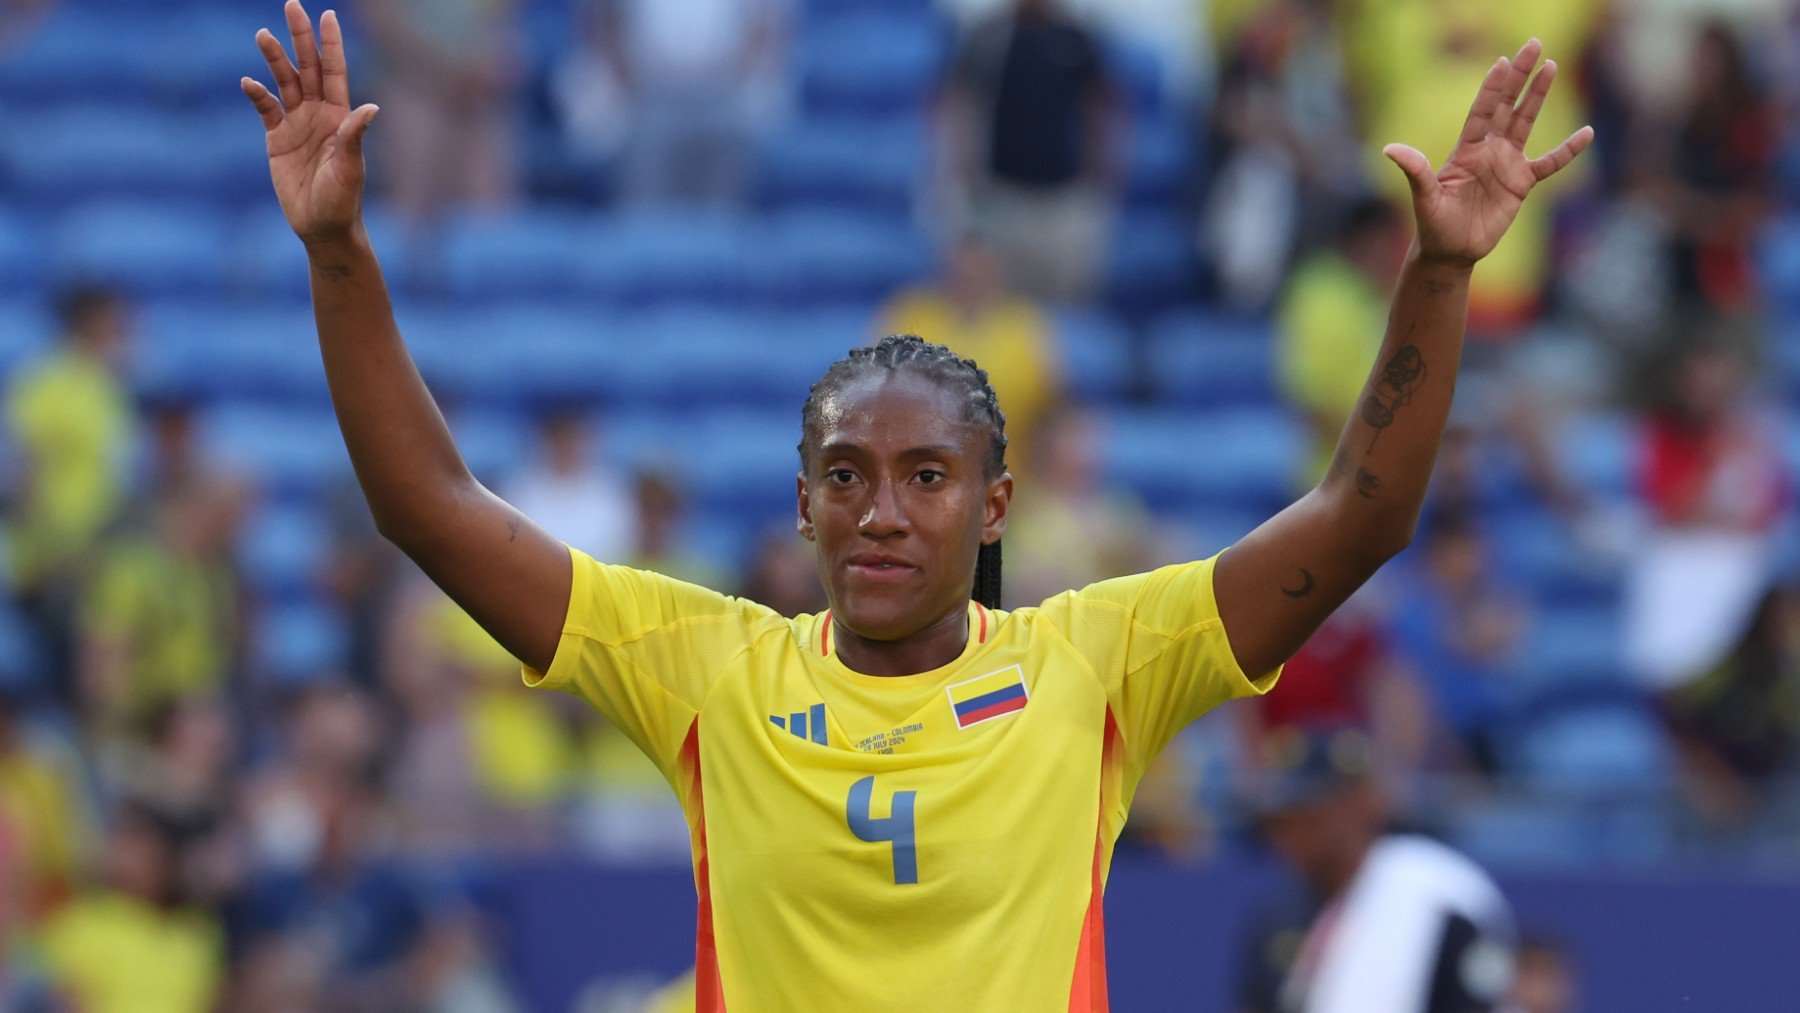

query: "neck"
xmin=832 ymin=602 xmax=970 ymax=676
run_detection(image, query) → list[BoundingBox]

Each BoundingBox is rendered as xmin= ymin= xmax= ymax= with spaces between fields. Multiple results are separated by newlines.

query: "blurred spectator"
xmin=76 ymin=482 xmax=244 ymax=737
xmin=1237 ymin=727 xmax=1516 ymax=1013
xmin=1002 ymin=406 xmax=1155 ymax=607
xmin=1624 ymin=338 xmax=1788 ymax=692
xmin=3 ymin=286 xmax=140 ymax=700
xmin=879 ymin=234 xmax=1065 ymax=468
xmin=1274 ymin=197 xmax=1409 ymax=482
xmin=939 ymin=0 xmax=1124 ymax=302
xmin=1504 ymin=934 xmax=1577 ymax=1013
xmin=1394 ymin=511 xmax=1530 ymax=775
xmin=629 ymin=470 xmax=725 ymax=590
xmin=0 ymin=0 xmax=55 ymax=58
xmin=1203 ymin=0 xmax=1367 ymax=310
xmin=1667 ymin=21 xmax=1775 ymax=315
xmin=1341 ymin=0 xmax=1590 ymax=333
xmin=501 ymin=407 xmax=634 ymax=563
xmin=0 ymin=686 xmax=91 ymax=924
xmin=362 ymin=0 xmax=524 ymax=215
xmin=556 ymin=0 xmax=792 ymax=206
xmin=321 ymin=478 xmax=410 ymax=691
xmin=40 ymin=801 xmax=224 ymax=1013
xmin=136 ymin=395 xmax=249 ymax=512
xmin=740 ymin=527 xmax=826 ymax=618
xmin=114 ymin=698 xmax=242 ymax=909
xmin=1242 ymin=598 xmax=1428 ymax=793
xmin=1659 ymin=584 xmax=1800 ymax=829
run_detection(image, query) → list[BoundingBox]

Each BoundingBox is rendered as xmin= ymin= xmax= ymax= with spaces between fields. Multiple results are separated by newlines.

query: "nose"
xmin=857 ymin=477 xmax=908 ymax=537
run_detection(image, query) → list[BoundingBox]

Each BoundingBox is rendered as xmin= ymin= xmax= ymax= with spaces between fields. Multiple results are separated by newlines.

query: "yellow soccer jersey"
xmin=523 ymin=545 xmax=1280 ymax=1011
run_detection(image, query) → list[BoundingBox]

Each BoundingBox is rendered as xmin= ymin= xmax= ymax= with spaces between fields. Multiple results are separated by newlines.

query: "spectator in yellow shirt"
xmin=1276 ymin=198 xmax=1408 ymax=484
xmin=39 ymin=802 xmax=224 ymax=1013
xmin=3 ymin=287 xmax=140 ymax=701
xmin=878 ymin=234 xmax=1065 ymax=470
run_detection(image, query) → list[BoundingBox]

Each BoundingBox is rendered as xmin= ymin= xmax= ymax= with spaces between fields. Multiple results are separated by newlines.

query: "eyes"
xmin=825 ymin=467 xmax=947 ymax=487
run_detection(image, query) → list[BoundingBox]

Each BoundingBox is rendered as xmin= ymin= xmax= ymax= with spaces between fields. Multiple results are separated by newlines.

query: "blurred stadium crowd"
xmin=0 ymin=0 xmax=1798 ymax=1008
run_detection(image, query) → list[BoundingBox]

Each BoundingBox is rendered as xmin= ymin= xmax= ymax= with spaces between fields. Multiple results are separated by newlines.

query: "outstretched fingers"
xmin=319 ymin=9 xmax=350 ymax=108
xmin=285 ymin=0 xmax=322 ymax=101
xmin=1488 ymin=39 xmax=1541 ymax=138
xmin=255 ymin=28 xmax=302 ymax=110
xmin=1508 ymin=60 xmax=1557 ymax=147
xmin=1530 ymin=125 xmax=1595 ymax=181
xmin=334 ymin=103 xmax=380 ymax=160
xmin=1457 ymin=56 xmax=1512 ymax=148
xmin=241 ymin=76 xmax=285 ymax=130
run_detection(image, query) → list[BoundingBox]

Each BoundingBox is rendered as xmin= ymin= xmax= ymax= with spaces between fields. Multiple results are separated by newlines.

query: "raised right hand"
xmin=241 ymin=1 xmax=379 ymax=244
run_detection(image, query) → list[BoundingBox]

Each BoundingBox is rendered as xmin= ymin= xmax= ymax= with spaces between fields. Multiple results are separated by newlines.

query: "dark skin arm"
xmin=1215 ymin=40 xmax=1593 ymax=676
xmin=242 ymin=1 xmax=567 ymax=673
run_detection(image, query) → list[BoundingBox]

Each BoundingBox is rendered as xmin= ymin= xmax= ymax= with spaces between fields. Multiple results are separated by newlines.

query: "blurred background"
xmin=1 ymin=0 xmax=1799 ymax=1009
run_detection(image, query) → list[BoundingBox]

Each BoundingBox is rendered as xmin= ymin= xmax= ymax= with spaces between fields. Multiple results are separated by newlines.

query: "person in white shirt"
xmin=501 ymin=408 xmax=633 ymax=563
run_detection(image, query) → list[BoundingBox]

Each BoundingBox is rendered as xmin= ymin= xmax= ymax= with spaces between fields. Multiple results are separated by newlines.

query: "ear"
xmin=981 ymin=471 xmax=1012 ymax=545
xmin=796 ymin=472 xmax=816 ymax=541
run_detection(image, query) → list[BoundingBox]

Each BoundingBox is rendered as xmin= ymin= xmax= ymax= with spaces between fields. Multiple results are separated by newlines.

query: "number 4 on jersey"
xmin=846 ymin=776 xmax=918 ymax=884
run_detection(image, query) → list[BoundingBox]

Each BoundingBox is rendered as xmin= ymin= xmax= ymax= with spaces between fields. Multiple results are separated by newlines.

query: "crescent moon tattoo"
xmin=1281 ymin=568 xmax=1315 ymax=598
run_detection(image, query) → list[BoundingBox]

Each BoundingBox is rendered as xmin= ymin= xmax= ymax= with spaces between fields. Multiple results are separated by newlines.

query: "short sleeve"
xmin=1036 ymin=553 xmax=1282 ymax=776
xmin=522 ymin=544 xmax=784 ymax=779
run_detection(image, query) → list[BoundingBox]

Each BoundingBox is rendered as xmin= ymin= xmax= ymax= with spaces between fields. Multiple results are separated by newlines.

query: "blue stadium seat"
xmin=799 ymin=12 xmax=946 ymax=117
xmin=1103 ymin=407 xmax=1302 ymax=514
xmin=200 ymin=402 xmax=351 ymax=497
xmin=0 ymin=297 xmax=51 ymax=378
xmin=50 ymin=201 xmax=232 ymax=297
xmin=1051 ymin=307 xmax=1135 ymax=403
xmin=133 ymin=303 xmax=324 ymax=402
xmin=257 ymin=598 xmax=350 ymax=682
xmin=1143 ymin=310 xmax=1276 ymax=407
xmin=0 ymin=9 xmax=148 ymax=103
xmin=1488 ymin=506 xmax=1619 ymax=608
xmin=1757 ymin=213 xmax=1800 ymax=320
xmin=1515 ymin=702 xmax=1671 ymax=796
xmin=753 ymin=211 xmax=930 ymax=306
xmin=758 ymin=118 xmax=925 ymax=218
xmin=1105 ymin=38 xmax=1166 ymax=117
xmin=442 ymin=209 xmax=597 ymax=300
xmin=446 ymin=407 xmax=535 ymax=485
xmin=1109 ymin=214 xmax=1198 ymax=315
xmin=576 ymin=211 xmax=754 ymax=306
xmin=1558 ymin=411 xmax=1634 ymax=500
xmin=489 ymin=304 xmax=630 ymax=405
xmin=690 ymin=409 xmax=807 ymax=522
xmin=1126 ymin=113 xmax=1192 ymax=210
xmin=0 ymin=208 xmax=41 ymax=297
xmin=0 ymin=602 xmax=44 ymax=697
xmin=1520 ymin=602 xmax=1626 ymax=694
xmin=236 ymin=502 xmax=331 ymax=598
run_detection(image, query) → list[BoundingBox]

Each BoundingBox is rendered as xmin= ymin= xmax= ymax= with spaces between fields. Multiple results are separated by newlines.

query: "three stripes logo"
xmin=770 ymin=702 xmax=828 ymax=745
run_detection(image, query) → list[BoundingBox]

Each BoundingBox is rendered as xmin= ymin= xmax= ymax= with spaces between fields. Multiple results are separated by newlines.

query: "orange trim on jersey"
xmin=821 ymin=611 xmax=833 ymax=657
xmin=976 ymin=602 xmax=989 ymax=643
xmin=682 ymin=724 xmax=726 ymax=1012
xmin=1068 ymin=708 xmax=1118 ymax=1011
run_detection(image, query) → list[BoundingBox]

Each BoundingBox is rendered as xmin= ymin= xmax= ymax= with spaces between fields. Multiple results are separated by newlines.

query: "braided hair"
xmin=799 ymin=334 xmax=1008 ymax=609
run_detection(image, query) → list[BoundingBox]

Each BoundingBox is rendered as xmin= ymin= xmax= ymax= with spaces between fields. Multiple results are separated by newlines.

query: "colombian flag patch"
xmin=946 ymin=665 xmax=1029 ymax=729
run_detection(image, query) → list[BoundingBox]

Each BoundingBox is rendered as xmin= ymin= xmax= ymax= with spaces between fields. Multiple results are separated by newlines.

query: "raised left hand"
xmin=1383 ymin=39 xmax=1593 ymax=267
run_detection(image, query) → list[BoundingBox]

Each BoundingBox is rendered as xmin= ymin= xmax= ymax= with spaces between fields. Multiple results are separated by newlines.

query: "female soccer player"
xmin=242 ymin=4 xmax=1589 ymax=1008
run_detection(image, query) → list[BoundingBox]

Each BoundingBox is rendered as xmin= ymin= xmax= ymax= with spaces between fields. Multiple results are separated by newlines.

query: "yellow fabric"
xmin=83 ymin=539 xmax=233 ymax=718
xmin=524 ymin=545 xmax=1280 ymax=1010
xmin=39 ymin=893 xmax=222 ymax=1013
xmin=1341 ymin=0 xmax=1596 ymax=321
xmin=432 ymin=598 xmax=581 ymax=804
xmin=3 ymin=349 xmax=135 ymax=586
xmin=0 ymin=750 xmax=84 ymax=892
xmin=1276 ymin=252 xmax=1391 ymax=482
xmin=879 ymin=290 xmax=1061 ymax=467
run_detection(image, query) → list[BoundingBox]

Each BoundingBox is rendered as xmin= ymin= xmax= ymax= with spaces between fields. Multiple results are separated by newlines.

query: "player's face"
xmin=798 ymin=371 xmax=1010 ymax=642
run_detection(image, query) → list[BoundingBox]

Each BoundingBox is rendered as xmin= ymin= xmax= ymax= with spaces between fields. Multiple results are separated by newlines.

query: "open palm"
xmin=240 ymin=1 xmax=379 ymax=243
xmin=1383 ymin=40 xmax=1593 ymax=266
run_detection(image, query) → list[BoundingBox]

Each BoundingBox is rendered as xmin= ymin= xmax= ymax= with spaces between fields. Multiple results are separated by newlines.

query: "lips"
xmin=845 ymin=553 xmax=919 ymax=580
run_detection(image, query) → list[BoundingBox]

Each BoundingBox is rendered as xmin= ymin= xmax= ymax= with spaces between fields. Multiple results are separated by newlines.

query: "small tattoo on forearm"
xmin=1360 ymin=341 xmax=1428 ymax=452
xmin=1355 ymin=467 xmax=1381 ymax=499
xmin=507 ymin=517 xmax=521 ymax=542
xmin=1280 ymin=568 xmax=1316 ymax=598
xmin=1423 ymin=279 xmax=1456 ymax=294
xmin=1331 ymin=450 xmax=1352 ymax=478
xmin=317 ymin=263 xmax=353 ymax=279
